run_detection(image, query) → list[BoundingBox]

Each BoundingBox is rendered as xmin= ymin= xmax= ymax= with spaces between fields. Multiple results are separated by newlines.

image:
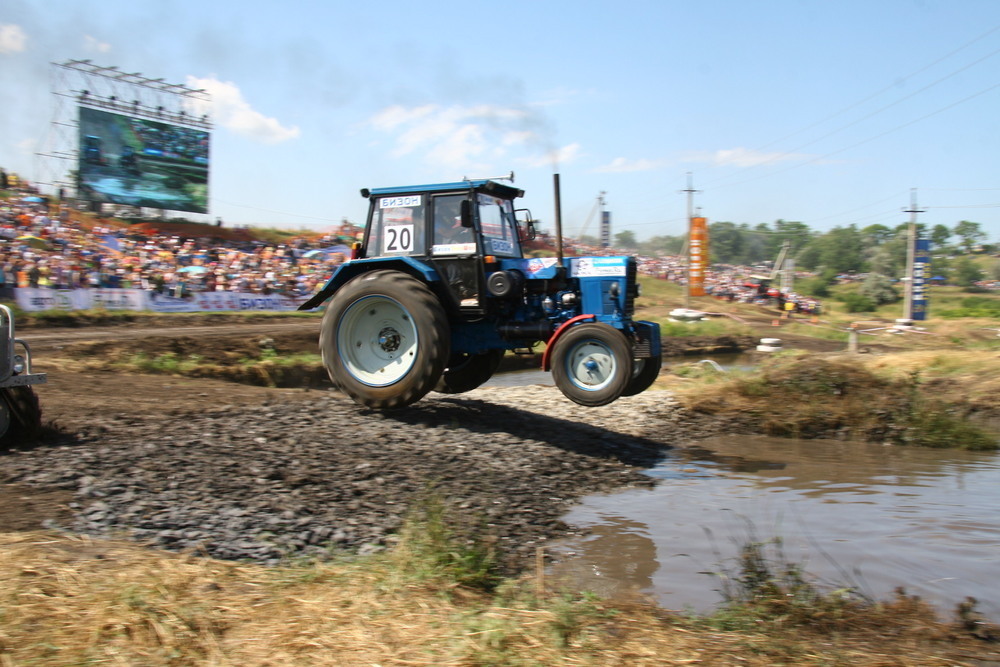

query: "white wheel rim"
xmin=337 ymin=295 xmax=418 ymax=386
xmin=565 ymin=340 xmax=618 ymax=391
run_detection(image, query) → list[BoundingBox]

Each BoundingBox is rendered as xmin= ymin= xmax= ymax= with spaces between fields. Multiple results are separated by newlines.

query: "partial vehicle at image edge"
xmin=0 ymin=305 xmax=46 ymax=445
xmin=299 ymin=174 xmax=661 ymax=410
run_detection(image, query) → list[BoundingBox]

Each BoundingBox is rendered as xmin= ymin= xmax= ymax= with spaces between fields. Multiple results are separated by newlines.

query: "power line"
xmin=706 ymin=80 xmax=1000 ymax=192
xmin=699 ymin=24 xmax=1000 ymax=190
xmin=211 ymin=197 xmax=336 ymax=223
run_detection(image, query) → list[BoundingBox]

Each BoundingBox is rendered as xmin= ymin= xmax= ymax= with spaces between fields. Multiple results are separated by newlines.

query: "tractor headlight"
xmin=12 ymin=355 xmax=25 ymax=375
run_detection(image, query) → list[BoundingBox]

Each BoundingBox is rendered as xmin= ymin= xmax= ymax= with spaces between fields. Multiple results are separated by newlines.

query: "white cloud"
xmin=16 ymin=138 xmax=35 ymax=154
xmin=683 ymin=147 xmax=809 ymax=168
xmin=0 ymin=24 xmax=27 ymax=54
xmin=84 ymin=35 xmax=111 ymax=53
xmin=517 ymin=143 xmax=583 ymax=169
xmin=186 ymin=75 xmax=300 ymax=144
xmin=593 ymin=157 xmax=662 ymax=173
xmin=366 ymin=103 xmax=552 ymax=173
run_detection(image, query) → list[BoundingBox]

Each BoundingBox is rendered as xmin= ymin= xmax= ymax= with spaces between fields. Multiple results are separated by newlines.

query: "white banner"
xmin=15 ymin=288 xmax=310 ymax=313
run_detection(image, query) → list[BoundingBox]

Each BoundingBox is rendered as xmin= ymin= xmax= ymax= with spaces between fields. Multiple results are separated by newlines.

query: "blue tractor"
xmin=299 ymin=176 xmax=661 ymax=410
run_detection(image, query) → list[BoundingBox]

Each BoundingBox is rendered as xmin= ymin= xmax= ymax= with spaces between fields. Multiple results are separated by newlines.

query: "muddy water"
xmin=548 ymin=435 xmax=1000 ymax=619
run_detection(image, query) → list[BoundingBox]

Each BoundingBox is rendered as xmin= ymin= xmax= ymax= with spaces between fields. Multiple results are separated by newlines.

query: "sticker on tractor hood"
xmin=524 ymin=257 xmax=559 ymax=276
xmin=571 ymin=257 xmax=627 ymax=277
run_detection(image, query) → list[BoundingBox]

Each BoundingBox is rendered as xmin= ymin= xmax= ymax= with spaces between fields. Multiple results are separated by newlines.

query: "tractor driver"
xmin=433 ymin=196 xmax=474 ymax=247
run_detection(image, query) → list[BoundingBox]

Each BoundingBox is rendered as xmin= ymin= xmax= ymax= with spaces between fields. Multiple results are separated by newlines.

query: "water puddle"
xmin=548 ymin=435 xmax=1000 ymax=618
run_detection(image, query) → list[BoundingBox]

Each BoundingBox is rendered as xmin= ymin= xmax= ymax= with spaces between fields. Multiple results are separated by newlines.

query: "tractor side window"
xmin=477 ymin=194 xmax=521 ymax=257
xmin=432 ymin=194 xmax=475 ymax=255
xmin=368 ymin=195 xmax=424 ymax=257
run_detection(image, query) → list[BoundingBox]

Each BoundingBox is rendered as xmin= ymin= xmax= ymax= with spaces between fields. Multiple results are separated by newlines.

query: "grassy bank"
xmin=664 ymin=351 xmax=1000 ymax=450
xmin=2 ymin=503 xmax=997 ymax=666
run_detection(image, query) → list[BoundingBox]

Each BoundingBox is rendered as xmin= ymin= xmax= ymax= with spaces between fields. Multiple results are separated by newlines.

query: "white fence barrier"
xmin=14 ymin=287 xmax=311 ymax=313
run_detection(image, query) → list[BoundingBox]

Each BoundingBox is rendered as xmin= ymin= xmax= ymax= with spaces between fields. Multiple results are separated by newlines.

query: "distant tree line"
xmin=590 ymin=219 xmax=998 ymax=297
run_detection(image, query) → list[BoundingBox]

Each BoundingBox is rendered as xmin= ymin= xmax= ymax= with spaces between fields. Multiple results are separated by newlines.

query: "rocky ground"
xmin=1 ymin=349 xmax=734 ymax=571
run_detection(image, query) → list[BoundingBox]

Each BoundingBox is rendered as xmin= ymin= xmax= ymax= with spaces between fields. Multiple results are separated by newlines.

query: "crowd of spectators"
xmin=637 ymin=255 xmax=823 ymax=315
xmin=0 ymin=173 xmax=349 ymax=300
xmin=1 ymin=168 xmax=824 ymax=315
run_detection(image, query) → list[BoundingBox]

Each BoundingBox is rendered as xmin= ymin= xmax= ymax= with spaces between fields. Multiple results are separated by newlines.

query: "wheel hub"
xmin=378 ymin=327 xmax=401 ymax=353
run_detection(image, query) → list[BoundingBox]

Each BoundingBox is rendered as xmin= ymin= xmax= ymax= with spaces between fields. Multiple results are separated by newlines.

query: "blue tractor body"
xmin=300 ymin=178 xmax=661 ymax=409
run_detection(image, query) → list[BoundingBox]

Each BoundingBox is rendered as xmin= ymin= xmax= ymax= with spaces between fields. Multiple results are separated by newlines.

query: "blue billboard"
xmin=911 ymin=238 xmax=931 ymax=321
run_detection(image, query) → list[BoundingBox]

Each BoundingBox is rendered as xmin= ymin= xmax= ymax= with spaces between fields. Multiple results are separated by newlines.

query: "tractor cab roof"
xmin=362 ymin=180 xmax=524 ymax=201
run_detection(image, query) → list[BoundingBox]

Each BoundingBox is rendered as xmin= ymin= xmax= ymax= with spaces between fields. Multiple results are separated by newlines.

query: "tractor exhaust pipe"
xmin=553 ymin=173 xmax=564 ymax=265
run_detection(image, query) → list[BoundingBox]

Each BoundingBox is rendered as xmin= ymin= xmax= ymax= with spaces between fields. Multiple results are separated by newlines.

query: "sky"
xmin=1 ymin=0 xmax=999 ymax=243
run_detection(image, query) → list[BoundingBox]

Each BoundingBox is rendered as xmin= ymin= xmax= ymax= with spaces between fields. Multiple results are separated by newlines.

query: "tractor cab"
xmin=359 ymin=180 xmax=531 ymax=311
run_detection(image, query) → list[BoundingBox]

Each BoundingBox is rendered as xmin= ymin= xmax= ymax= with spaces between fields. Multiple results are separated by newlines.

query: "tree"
xmin=861 ymin=224 xmax=893 ymax=246
xmin=952 ymin=256 xmax=984 ymax=288
xmin=795 ymin=242 xmax=822 ymax=271
xmin=930 ymin=224 xmax=952 ymax=247
xmin=772 ymin=220 xmax=813 ymax=257
xmin=614 ymin=229 xmax=637 ymax=249
xmin=860 ymin=272 xmax=899 ymax=305
xmin=707 ymin=222 xmax=744 ymax=264
xmin=953 ymin=220 xmax=987 ymax=253
xmin=990 ymin=260 xmax=1000 ymax=282
xmin=815 ymin=225 xmax=866 ymax=273
xmin=866 ymin=233 xmax=907 ymax=279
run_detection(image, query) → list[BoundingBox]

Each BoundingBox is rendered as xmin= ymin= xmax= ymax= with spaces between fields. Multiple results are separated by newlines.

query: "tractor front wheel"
xmin=321 ymin=271 xmax=449 ymax=410
xmin=550 ymin=323 xmax=631 ymax=407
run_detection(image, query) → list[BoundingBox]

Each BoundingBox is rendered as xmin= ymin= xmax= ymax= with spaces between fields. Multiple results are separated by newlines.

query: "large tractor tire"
xmin=550 ymin=323 xmax=631 ymax=407
xmin=434 ymin=350 xmax=505 ymax=394
xmin=321 ymin=270 xmax=450 ymax=410
xmin=621 ymin=354 xmax=663 ymax=397
xmin=0 ymin=386 xmax=42 ymax=447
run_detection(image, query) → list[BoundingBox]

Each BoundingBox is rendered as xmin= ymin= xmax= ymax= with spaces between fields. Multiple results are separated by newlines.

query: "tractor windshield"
xmin=367 ymin=194 xmax=426 ymax=257
xmin=477 ymin=193 xmax=521 ymax=258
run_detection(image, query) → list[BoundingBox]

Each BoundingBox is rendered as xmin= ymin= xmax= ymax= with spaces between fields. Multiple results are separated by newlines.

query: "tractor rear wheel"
xmin=434 ymin=350 xmax=505 ymax=394
xmin=321 ymin=270 xmax=449 ymax=410
xmin=621 ymin=354 xmax=662 ymax=397
xmin=551 ymin=323 xmax=631 ymax=407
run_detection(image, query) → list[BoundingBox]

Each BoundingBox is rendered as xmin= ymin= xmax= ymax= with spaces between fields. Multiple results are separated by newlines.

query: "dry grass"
xmin=1 ymin=531 xmax=998 ymax=666
xmin=665 ymin=350 xmax=1000 ymax=448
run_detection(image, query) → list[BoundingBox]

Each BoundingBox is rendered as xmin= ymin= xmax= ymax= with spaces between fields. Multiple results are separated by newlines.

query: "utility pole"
xmin=679 ymin=173 xmax=701 ymax=307
xmin=902 ymin=188 xmax=925 ymax=322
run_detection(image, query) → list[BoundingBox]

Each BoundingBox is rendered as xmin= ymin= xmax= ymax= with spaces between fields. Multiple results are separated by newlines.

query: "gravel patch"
xmin=1 ymin=385 xmax=730 ymax=570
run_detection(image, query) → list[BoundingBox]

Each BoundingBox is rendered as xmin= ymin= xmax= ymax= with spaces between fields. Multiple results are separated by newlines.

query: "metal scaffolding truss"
xmin=52 ymin=59 xmax=213 ymax=130
xmin=36 ymin=60 xmax=213 ymax=210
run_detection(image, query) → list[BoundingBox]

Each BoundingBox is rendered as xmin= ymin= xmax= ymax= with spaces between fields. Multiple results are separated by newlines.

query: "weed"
xmin=390 ymin=492 xmax=501 ymax=592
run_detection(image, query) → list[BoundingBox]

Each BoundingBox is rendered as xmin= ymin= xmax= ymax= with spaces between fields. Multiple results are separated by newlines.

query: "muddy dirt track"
xmin=1 ymin=315 xmax=749 ymax=571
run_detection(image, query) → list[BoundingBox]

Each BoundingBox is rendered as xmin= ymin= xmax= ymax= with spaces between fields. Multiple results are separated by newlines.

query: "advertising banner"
xmin=16 ymin=288 xmax=310 ymax=313
xmin=600 ymin=211 xmax=611 ymax=248
xmin=688 ymin=217 xmax=708 ymax=297
xmin=15 ymin=288 xmax=81 ymax=312
xmin=911 ymin=238 xmax=931 ymax=321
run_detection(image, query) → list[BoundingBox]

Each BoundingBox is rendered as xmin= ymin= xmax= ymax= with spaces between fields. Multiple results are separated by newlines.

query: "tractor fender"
xmin=298 ymin=257 xmax=441 ymax=311
xmin=541 ymin=314 xmax=596 ymax=372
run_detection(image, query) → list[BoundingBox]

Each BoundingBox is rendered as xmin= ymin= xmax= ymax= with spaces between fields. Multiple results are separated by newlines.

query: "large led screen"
xmin=78 ymin=106 xmax=209 ymax=213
